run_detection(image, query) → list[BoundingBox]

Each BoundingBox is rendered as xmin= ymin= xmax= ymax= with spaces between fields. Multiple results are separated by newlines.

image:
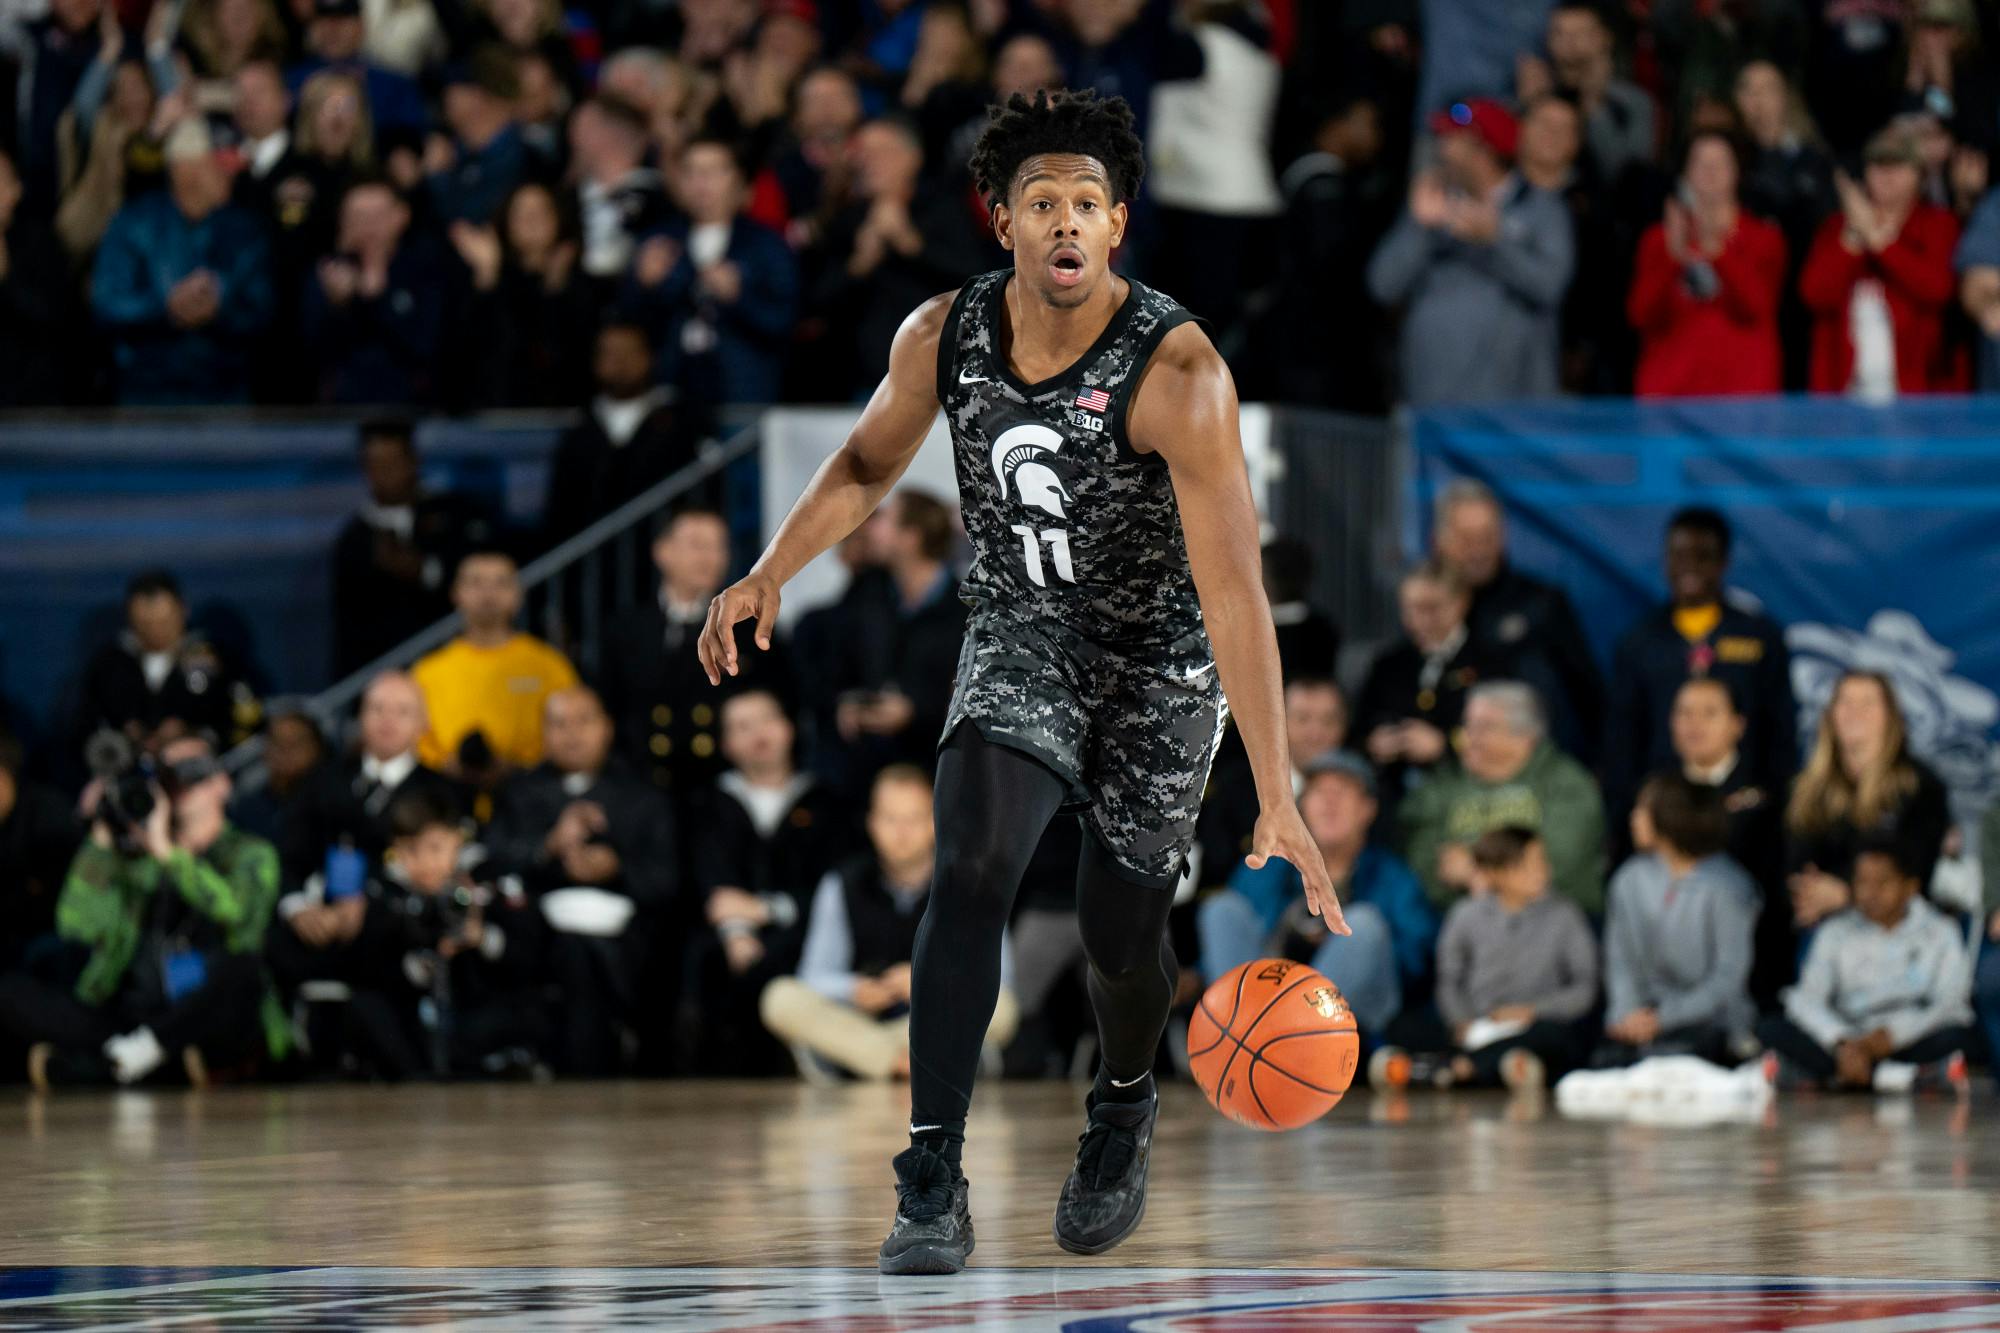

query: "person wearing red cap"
xmin=1366 ymin=97 xmax=1575 ymax=406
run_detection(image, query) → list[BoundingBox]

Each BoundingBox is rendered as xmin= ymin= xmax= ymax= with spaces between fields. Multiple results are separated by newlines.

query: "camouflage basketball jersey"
xmin=939 ymin=269 xmax=1206 ymax=650
xmin=935 ymin=270 xmax=1227 ymax=887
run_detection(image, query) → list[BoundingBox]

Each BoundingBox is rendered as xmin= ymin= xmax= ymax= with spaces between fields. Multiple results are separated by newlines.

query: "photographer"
xmin=337 ymin=789 xmax=544 ymax=1079
xmin=0 ymin=736 xmax=282 ymax=1089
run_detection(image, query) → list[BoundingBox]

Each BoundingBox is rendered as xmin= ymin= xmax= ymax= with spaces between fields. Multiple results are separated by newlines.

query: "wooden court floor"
xmin=2 ymin=1079 xmax=1996 ymax=1277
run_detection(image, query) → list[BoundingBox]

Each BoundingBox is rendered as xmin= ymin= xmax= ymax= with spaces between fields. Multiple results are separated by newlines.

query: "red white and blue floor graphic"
xmin=4 ymin=1268 xmax=2000 ymax=1331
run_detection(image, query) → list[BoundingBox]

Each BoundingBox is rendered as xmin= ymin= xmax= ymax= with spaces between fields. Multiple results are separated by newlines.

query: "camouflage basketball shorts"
xmin=940 ymin=610 xmax=1229 ymax=888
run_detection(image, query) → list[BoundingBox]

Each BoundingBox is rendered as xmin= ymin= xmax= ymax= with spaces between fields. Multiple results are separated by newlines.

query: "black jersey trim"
xmin=1110 ymin=303 xmax=1205 ymax=463
xmin=936 ymin=279 xmax=982 ymax=407
xmin=990 ymin=272 xmax=1142 ymax=399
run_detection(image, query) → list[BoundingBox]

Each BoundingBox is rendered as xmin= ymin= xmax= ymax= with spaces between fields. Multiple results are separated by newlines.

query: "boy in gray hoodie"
xmin=1374 ymin=826 xmax=1598 ymax=1091
xmin=1757 ymin=836 xmax=1973 ymax=1092
xmin=1601 ymin=775 xmax=1758 ymax=1066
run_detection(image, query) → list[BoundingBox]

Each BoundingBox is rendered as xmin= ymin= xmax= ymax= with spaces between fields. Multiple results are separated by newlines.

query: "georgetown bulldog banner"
xmin=1409 ymin=397 xmax=2000 ymax=835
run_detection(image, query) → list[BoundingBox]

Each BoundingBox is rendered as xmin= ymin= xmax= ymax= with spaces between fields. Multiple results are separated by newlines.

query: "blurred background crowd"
xmin=3 ymin=0 xmax=2000 ymax=412
xmin=1 ymin=0 xmax=1998 ymax=1095
xmin=0 ymin=456 xmax=1993 ymax=1094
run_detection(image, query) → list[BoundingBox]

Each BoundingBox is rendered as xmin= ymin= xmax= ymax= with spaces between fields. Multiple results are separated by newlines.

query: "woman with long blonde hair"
xmin=1785 ymin=671 xmax=1950 ymax=929
xmin=295 ymin=71 xmax=376 ymax=174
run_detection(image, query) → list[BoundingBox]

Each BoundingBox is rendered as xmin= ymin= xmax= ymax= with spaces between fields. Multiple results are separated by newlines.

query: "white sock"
xmin=102 ymin=1027 xmax=165 ymax=1085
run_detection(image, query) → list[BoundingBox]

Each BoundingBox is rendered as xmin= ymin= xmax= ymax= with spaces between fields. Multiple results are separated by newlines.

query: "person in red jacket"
xmin=1799 ymin=127 xmax=1962 ymax=398
xmin=1629 ymin=132 xmax=1788 ymax=397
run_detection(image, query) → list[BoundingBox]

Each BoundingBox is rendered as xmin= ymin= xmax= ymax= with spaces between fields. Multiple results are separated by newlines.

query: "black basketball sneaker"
xmin=1052 ymin=1087 xmax=1158 ymax=1255
xmin=878 ymin=1145 xmax=975 ymax=1275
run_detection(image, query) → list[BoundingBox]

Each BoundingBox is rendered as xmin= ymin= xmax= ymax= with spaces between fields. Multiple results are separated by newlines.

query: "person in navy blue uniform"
xmin=1603 ymin=507 xmax=1795 ymax=834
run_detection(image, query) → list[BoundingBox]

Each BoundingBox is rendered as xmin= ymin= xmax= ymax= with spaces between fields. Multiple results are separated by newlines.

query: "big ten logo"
xmin=1066 ymin=407 xmax=1105 ymax=433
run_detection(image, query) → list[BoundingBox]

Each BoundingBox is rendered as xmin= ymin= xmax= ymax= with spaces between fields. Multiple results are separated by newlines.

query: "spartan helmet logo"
xmin=990 ymin=422 xmax=1072 ymax=521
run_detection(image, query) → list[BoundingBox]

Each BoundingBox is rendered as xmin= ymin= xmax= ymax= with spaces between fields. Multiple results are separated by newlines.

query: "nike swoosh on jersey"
xmin=959 ymin=368 xmax=990 ymax=384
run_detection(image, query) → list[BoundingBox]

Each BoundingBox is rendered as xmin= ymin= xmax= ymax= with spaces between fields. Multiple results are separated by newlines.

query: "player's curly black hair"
xmin=968 ymin=89 xmax=1146 ymax=210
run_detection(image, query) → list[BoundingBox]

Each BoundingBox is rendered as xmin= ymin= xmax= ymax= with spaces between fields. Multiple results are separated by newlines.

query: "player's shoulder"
xmin=1148 ymin=318 xmax=1226 ymax=380
xmin=878 ymin=290 xmax=959 ymax=400
xmin=1128 ymin=307 xmax=1234 ymax=430
xmin=1120 ymin=280 xmax=1224 ymax=381
xmin=901 ymin=288 xmax=961 ymax=342
xmin=888 ymin=287 xmax=968 ymax=378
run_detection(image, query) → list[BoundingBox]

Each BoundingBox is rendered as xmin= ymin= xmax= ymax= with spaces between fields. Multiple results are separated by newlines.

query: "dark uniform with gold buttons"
xmin=600 ymin=602 xmax=792 ymax=797
xmin=1602 ymin=600 xmax=1795 ymax=831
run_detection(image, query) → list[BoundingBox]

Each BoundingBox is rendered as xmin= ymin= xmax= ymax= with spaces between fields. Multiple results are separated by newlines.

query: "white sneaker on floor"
xmin=101 ymin=1027 xmax=165 ymax=1085
xmin=1872 ymin=1060 xmax=1916 ymax=1093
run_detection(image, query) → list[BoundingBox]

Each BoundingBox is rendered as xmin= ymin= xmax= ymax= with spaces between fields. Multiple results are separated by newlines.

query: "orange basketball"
xmin=1188 ymin=958 xmax=1360 ymax=1131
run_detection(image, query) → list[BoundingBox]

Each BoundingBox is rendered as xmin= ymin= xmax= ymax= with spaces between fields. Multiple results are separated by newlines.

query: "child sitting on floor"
xmin=1600 ymin=775 xmax=1758 ymax=1066
xmin=1757 ymin=836 xmax=1973 ymax=1093
xmin=1374 ymin=825 xmax=1598 ymax=1091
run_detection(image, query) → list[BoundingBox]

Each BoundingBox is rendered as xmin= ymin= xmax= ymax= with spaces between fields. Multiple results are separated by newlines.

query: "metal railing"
xmin=1266 ymin=407 xmax=1406 ymax=652
xmin=222 ymin=420 xmax=764 ymax=779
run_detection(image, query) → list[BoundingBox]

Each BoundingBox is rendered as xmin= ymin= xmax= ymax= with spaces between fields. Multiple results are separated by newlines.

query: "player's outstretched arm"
xmin=698 ymin=292 xmax=953 ymax=685
xmin=1134 ymin=324 xmax=1349 ymax=933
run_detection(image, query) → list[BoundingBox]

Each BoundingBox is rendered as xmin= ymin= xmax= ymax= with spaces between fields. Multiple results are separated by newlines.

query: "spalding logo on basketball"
xmin=1188 ymin=958 xmax=1360 ymax=1131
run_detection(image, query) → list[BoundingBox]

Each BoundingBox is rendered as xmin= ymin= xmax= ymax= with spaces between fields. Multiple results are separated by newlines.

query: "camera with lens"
xmin=83 ymin=729 xmax=224 ymax=854
xmin=396 ymin=879 xmax=481 ymax=952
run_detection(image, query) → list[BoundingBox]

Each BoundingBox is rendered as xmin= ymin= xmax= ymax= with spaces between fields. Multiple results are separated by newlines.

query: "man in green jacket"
xmin=0 ymin=736 xmax=285 ymax=1088
xmin=1399 ymin=681 xmax=1608 ymax=916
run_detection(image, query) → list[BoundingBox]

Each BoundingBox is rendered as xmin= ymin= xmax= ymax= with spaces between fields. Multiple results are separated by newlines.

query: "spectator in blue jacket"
xmin=1197 ymin=749 xmax=1437 ymax=1040
xmin=627 ymin=137 xmax=798 ymax=407
xmin=286 ymin=0 xmax=427 ymax=135
xmin=301 ymin=178 xmax=446 ymax=404
xmin=91 ymin=120 xmax=272 ymax=405
xmin=427 ymin=49 xmax=530 ymax=227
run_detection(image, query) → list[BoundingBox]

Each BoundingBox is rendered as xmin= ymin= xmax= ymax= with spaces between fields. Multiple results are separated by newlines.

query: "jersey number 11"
xmin=1010 ymin=524 xmax=1076 ymax=588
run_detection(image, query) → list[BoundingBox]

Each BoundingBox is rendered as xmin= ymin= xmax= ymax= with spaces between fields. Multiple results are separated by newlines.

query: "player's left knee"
xmin=931 ymin=843 xmax=1024 ymax=923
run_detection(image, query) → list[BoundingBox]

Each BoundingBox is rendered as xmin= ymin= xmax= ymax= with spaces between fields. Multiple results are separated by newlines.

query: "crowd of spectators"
xmin=3 ymin=0 xmax=2000 ymax=1094
xmin=7 ymin=0 xmax=2000 ymax=412
xmin=0 ymin=431 xmax=1995 ymax=1093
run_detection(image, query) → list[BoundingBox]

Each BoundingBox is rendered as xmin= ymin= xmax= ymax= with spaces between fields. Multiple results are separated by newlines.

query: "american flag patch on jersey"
xmin=1075 ymin=387 xmax=1111 ymax=413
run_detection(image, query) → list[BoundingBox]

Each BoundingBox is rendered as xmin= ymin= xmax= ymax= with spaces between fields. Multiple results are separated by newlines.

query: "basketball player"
xmin=697 ymin=91 xmax=1346 ymax=1274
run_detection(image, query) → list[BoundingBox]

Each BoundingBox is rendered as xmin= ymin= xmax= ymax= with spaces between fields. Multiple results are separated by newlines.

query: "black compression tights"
xmin=907 ymin=727 xmax=1178 ymax=1159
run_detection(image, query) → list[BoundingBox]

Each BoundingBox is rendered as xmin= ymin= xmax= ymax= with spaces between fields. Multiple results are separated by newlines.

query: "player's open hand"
xmin=1246 ymin=806 xmax=1350 ymax=936
xmin=698 ymin=574 xmax=781 ymax=685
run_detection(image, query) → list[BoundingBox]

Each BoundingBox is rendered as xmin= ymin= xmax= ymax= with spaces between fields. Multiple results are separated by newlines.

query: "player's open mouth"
xmin=1049 ymin=250 xmax=1085 ymax=286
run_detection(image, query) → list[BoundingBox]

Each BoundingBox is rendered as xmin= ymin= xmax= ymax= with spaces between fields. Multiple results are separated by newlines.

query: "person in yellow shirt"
xmin=411 ymin=552 xmax=578 ymax=775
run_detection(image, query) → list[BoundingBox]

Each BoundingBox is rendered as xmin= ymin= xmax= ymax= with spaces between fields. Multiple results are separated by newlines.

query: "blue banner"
xmin=1410 ymin=397 xmax=2000 ymax=832
xmin=0 ymin=418 xmax=566 ymax=751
